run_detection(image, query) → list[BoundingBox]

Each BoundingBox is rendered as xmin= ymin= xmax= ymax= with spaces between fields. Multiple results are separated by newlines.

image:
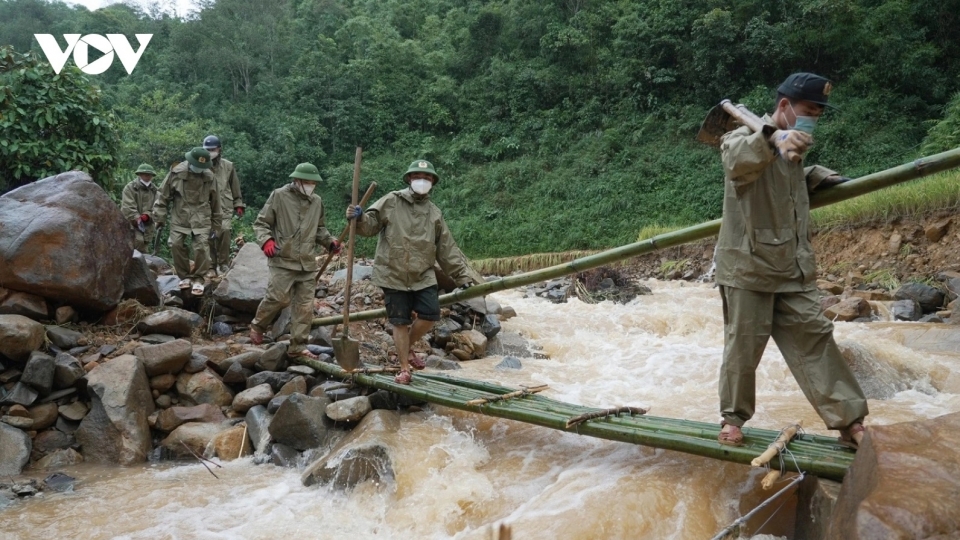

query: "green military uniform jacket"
xmin=152 ymin=162 xmax=222 ymax=235
xmin=254 ymin=183 xmax=334 ymax=272
xmin=355 ymin=187 xmax=474 ymax=291
xmin=119 ymin=178 xmax=158 ymax=228
xmin=211 ymin=157 xmax=244 ymax=226
xmin=715 ymin=116 xmax=837 ymax=292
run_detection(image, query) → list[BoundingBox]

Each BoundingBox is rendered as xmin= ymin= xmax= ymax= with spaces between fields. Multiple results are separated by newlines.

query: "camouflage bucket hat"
xmin=403 ymin=159 xmax=439 ymax=183
xmin=184 ymin=147 xmax=212 ymax=169
xmin=134 ymin=163 xmax=157 ymax=176
xmin=289 ymin=162 xmax=323 ymax=182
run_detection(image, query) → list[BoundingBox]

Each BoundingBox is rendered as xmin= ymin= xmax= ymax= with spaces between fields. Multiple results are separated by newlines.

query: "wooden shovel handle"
xmin=316 ymin=181 xmax=377 ymax=280
xmin=720 ymin=99 xmax=766 ymax=134
xmin=341 ymin=147 xmax=362 ymax=338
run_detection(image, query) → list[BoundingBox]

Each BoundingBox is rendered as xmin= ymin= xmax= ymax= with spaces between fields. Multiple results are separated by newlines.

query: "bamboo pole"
xmin=465 ymin=385 xmax=549 ymax=406
xmin=312 ymin=146 xmax=960 ymax=327
xmin=751 ymin=421 xmax=802 ymax=468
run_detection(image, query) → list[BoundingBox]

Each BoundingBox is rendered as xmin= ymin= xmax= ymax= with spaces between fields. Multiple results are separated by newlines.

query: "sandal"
xmin=718 ymin=421 xmax=744 ymax=447
xmin=394 ymin=369 xmax=412 ymax=385
xmin=289 ymin=349 xmax=319 ymax=361
xmin=249 ymin=327 xmax=264 ymax=345
xmin=838 ymin=421 xmax=865 ymax=450
xmin=191 ymin=280 xmax=205 ymax=296
xmin=179 ymin=278 xmax=192 ymax=289
xmin=409 ymin=352 xmax=426 ymax=371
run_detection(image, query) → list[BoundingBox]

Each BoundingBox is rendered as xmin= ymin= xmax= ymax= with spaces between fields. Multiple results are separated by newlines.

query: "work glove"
xmin=329 ymin=239 xmax=343 ymax=255
xmin=135 ymin=218 xmax=146 ymax=233
xmin=769 ymin=129 xmax=812 ymax=163
xmin=209 ymin=230 xmax=218 ymax=240
xmin=140 ymin=213 xmax=150 ymax=223
xmin=817 ymin=174 xmax=852 ymax=189
xmin=235 ymin=207 xmax=244 ymax=218
xmin=346 ymin=205 xmax=363 ymax=220
xmin=262 ymin=238 xmax=277 ymax=257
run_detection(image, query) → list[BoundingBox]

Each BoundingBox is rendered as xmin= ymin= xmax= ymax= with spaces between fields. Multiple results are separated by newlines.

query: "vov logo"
xmin=34 ymin=34 xmax=153 ymax=75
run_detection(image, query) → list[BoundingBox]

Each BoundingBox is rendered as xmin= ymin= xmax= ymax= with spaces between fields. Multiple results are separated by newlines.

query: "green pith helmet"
xmin=184 ymin=147 xmax=212 ymax=169
xmin=134 ymin=163 xmax=157 ymax=176
xmin=403 ymin=159 xmax=439 ymax=183
xmin=289 ymin=162 xmax=323 ymax=182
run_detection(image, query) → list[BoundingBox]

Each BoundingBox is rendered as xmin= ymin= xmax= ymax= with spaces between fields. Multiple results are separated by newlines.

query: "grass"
xmin=863 ymin=268 xmax=900 ymax=290
xmin=637 ymin=223 xmax=685 ymax=242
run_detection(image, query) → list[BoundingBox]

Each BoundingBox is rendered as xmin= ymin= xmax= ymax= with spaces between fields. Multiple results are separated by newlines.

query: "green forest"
xmin=2 ymin=0 xmax=960 ymax=258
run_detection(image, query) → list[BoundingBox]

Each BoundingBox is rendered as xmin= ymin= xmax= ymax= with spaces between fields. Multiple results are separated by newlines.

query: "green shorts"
xmin=382 ymin=285 xmax=440 ymax=325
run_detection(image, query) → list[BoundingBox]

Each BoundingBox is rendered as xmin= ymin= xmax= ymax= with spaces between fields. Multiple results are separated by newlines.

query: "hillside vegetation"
xmin=2 ymin=0 xmax=960 ymax=258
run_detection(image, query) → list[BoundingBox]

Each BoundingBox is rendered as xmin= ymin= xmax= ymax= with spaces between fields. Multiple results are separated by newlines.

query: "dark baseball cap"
xmin=777 ymin=72 xmax=835 ymax=107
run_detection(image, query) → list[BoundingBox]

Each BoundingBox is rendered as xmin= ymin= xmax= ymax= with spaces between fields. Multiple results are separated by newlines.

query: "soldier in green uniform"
xmin=120 ymin=163 xmax=159 ymax=253
xmin=203 ymin=135 xmax=245 ymax=275
xmin=346 ymin=160 xmax=480 ymax=385
xmin=152 ymin=147 xmax=222 ymax=297
xmin=715 ymin=73 xmax=868 ymax=449
xmin=249 ymin=163 xmax=342 ymax=360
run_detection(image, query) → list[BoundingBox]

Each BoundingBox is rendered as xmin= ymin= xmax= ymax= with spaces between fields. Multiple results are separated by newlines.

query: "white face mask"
xmin=188 ymin=165 xmax=204 ymax=174
xmin=139 ymin=178 xmax=152 ymax=187
xmin=410 ymin=179 xmax=432 ymax=195
xmin=208 ymin=150 xmax=220 ymax=159
xmin=297 ymin=181 xmax=316 ymax=196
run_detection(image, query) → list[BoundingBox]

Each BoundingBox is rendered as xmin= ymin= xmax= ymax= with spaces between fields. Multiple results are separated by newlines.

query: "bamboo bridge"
xmin=301 ymin=147 xmax=960 ymax=482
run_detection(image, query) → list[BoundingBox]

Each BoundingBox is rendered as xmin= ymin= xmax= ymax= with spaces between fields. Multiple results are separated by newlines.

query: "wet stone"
xmin=53 ymin=353 xmax=84 ymax=389
xmin=22 ymin=351 xmax=56 ymax=395
xmin=425 ymin=355 xmax=461 ymax=370
xmin=2 ymin=382 xmax=38 ymax=407
xmin=222 ymin=362 xmax=248 ymax=384
xmin=33 ymin=429 xmax=76 ymax=454
xmin=495 ymin=356 xmax=523 ymax=370
xmin=270 ymin=443 xmax=300 ymax=468
xmin=326 ymin=396 xmax=372 ymax=423
xmin=183 ymin=353 xmax=209 ymax=374
xmin=267 ymin=394 xmax=289 ymax=414
xmin=278 ymin=376 xmax=307 ymax=396
xmin=43 ymin=472 xmax=76 ymax=492
xmin=286 ymin=365 xmax=315 ymax=377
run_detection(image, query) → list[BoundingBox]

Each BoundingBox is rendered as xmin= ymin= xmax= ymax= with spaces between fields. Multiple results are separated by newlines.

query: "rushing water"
xmin=4 ymin=281 xmax=960 ymax=540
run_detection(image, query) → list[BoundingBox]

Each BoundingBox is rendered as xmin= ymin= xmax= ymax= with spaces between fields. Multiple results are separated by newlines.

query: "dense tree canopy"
xmin=1 ymin=0 xmax=959 ymax=256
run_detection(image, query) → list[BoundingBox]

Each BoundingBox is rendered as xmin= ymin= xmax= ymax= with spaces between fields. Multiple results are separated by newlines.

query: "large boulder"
xmin=895 ymin=282 xmax=946 ymax=313
xmin=0 ymin=171 xmax=132 ymax=311
xmin=136 ymin=308 xmax=202 ymax=338
xmin=828 ymin=412 xmax=960 ymax=539
xmin=269 ymin=393 xmax=331 ymax=451
xmin=0 ymin=422 xmax=32 ymax=476
xmin=122 ymin=251 xmax=161 ymax=307
xmin=134 ymin=339 xmax=192 ymax=376
xmin=301 ymin=410 xmax=399 ymax=489
xmin=75 ymin=354 xmax=155 ymax=464
xmin=176 ymin=370 xmax=234 ymax=407
xmin=155 ymin=403 xmax=227 ymax=432
xmin=161 ymin=422 xmax=230 ymax=458
xmin=213 ymin=243 xmax=269 ymax=313
xmin=232 ymin=383 xmax=274 ymax=413
xmin=0 ymin=314 xmax=45 ymax=361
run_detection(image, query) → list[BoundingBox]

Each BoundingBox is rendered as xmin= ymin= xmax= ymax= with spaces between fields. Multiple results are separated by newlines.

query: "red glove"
xmin=140 ymin=213 xmax=150 ymax=223
xmin=329 ymin=239 xmax=342 ymax=255
xmin=262 ymin=239 xmax=277 ymax=257
xmin=235 ymin=207 xmax=244 ymax=218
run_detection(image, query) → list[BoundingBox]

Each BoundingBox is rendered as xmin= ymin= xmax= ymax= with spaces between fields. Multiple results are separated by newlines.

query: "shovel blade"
xmin=332 ymin=336 xmax=361 ymax=371
xmin=697 ymin=103 xmax=740 ymax=148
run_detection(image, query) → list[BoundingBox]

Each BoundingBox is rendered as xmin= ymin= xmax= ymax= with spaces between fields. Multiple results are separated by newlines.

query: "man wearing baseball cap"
xmin=714 ymin=73 xmax=869 ymax=449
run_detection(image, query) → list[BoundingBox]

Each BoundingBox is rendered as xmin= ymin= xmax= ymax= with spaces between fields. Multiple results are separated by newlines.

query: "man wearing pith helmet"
xmin=346 ymin=159 xmax=480 ymax=385
xmin=202 ymin=135 xmax=245 ymax=275
xmin=120 ymin=163 xmax=159 ymax=253
xmin=152 ymin=147 xmax=222 ymax=296
xmin=714 ymin=72 xmax=869 ymax=449
xmin=249 ymin=162 xmax=342 ymax=360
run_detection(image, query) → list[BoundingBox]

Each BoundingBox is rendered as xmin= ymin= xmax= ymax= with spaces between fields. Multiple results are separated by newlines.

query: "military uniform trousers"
xmin=251 ymin=267 xmax=316 ymax=354
xmin=134 ymin=225 xmax=156 ymax=254
xmin=719 ymin=286 xmax=869 ymax=430
xmin=210 ymin=219 xmax=233 ymax=269
xmin=169 ymin=230 xmax=212 ymax=280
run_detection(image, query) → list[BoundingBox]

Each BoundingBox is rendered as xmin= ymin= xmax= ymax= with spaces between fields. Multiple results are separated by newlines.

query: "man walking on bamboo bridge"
xmin=346 ymin=160 xmax=479 ymax=385
xmin=714 ymin=73 xmax=869 ymax=449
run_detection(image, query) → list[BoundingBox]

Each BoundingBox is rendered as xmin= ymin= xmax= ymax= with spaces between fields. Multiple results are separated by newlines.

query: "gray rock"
xmin=22 ymin=351 xmax=56 ymax=394
xmin=0 ymin=314 xmax=46 ymax=361
xmin=76 ymin=354 xmax=155 ymax=464
xmin=305 ymin=344 xmax=334 ymax=357
xmin=0 ymin=291 xmax=49 ymax=320
xmin=278 ymin=376 xmax=307 ymax=397
xmin=0 ymin=422 xmax=32 ymax=476
xmin=33 ymin=429 xmax=75 ymax=454
xmin=247 ymin=371 xmax=297 ymax=392
xmin=496 ymin=356 xmax=523 ymax=370
xmin=424 ymin=355 xmax=461 ymax=370
xmin=267 ymin=394 xmax=289 ymax=414
xmin=286 ymin=364 xmax=315 ymax=377
xmin=45 ymin=326 xmax=84 ymax=349
xmin=891 ymin=299 xmax=923 ymax=321
xmin=211 ymin=322 xmax=232 ymax=336
xmin=2 ymin=382 xmax=38 ymax=407
xmin=157 ymin=275 xmax=181 ymax=296
xmin=53 ymin=353 xmax=85 ymax=389
xmin=134 ymin=338 xmax=192 ymax=376
xmin=256 ymin=343 xmax=288 ymax=372
xmin=156 ymin=394 xmax=172 ymax=408
xmin=222 ymin=362 xmax=248 ymax=384
xmin=58 ymin=401 xmax=89 ymax=421
xmin=161 ymin=422 xmax=230 ymax=458
xmin=140 ymin=334 xmax=176 ymax=345
xmin=368 ymin=390 xmax=426 ymax=410
xmin=326 ymin=386 xmax=364 ymax=402
xmin=149 ymin=373 xmax=177 ymax=392
xmin=0 ymin=367 xmax=20 ymax=383
xmin=245 ymin=405 xmax=273 ymax=452
xmin=35 ymin=448 xmax=84 ymax=469
xmin=919 ymin=313 xmax=944 ymax=323
xmin=325 ymin=396 xmax=372 ymax=423
xmin=143 ymin=253 xmax=172 ymax=275
xmin=480 ymin=314 xmax=502 ymax=339
xmin=183 ymin=353 xmax=209 ymax=374
xmin=55 ymin=417 xmax=80 ymax=434
xmin=221 ymin=351 xmax=262 ymax=371
xmin=122 ymin=250 xmax=161 ymax=307
xmin=0 ymin=171 xmax=133 ymax=311
xmin=308 ymin=326 xmax=333 ymax=347
xmin=137 ymin=309 xmax=199 ymax=338
xmin=270 ymin=443 xmax=300 ymax=468
xmin=213 ymin=243 xmax=270 ymax=313
xmin=895 ymin=282 xmax=946 ymax=313
xmin=301 ymin=410 xmax=399 ymax=489
xmin=42 ymin=472 xmax=77 ymax=492
xmin=269 ymin=393 xmax=331 ymax=451
xmin=232 ymin=383 xmax=275 ymax=413
xmin=175 ymin=370 xmax=234 ymax=407
xmin=331 ymin=264 xmax=373 ymax=284
xmin=155 ymin=403 xmax=226 ymax=432
xmin=270 ymin=307 xmax=292 ymax=340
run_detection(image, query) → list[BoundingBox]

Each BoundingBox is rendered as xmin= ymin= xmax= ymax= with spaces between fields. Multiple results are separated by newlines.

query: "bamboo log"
xmin=751 ymin=421 xmax=802 ymax=467
xmin=312 ymin=146 xmax=960 ymax=328
xmin=565 ymin=406 xmax=648 ymax=428
xmin=465 ymin=385 xmax=549 ymax=406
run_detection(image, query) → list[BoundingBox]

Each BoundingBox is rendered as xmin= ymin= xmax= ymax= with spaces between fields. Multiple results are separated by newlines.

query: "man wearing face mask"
xmin=249 ymin=162 xmax=342 ymax=360
xmin=714 ymin=73 xmax=868 ymax=449
xmin=203 ymin=135 xmax=245 ymax=275
xmin=153 ymin=147 xmax=222 ymax=296
xmin=120 ymin=163 xmax=159 ymax=253
xmin=346 ymin=160 xmax=479 ymax=385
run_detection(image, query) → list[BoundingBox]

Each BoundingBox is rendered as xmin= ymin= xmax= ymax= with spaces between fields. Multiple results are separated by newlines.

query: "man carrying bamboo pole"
xmin=346 ymin=160 xmax=479 ymax=385
xmin=715 ymin=73 xmax=869 ymax=448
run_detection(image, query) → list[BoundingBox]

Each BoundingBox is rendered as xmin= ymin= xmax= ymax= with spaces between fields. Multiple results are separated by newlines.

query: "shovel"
xmin=332 ymin=146 xmax=363 ymax=371
xmin=315 ymin=181 xmax=378 ymax=287
xmin=696 ymin=99 xmax=766 ymax=148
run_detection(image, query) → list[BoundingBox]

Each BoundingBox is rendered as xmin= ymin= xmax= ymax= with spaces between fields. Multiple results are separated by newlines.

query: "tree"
xmin=0 ymin=46 xmax=119 ymax=193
